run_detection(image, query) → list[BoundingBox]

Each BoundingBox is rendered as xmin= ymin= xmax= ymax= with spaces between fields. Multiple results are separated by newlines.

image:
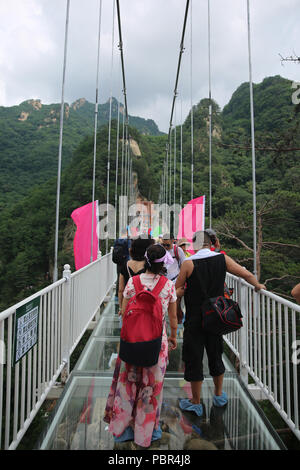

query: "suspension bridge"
xmin=0 ymin=0 xmax=299 ymax=451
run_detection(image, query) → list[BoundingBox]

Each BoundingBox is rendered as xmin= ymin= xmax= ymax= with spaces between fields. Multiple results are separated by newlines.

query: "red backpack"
xmin=119 ymin=275 xmax=168 ymax=367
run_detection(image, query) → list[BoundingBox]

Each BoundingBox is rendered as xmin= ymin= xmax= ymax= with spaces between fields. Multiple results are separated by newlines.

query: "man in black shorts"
xmin=175 ymin=230 xmax=265 ymax=416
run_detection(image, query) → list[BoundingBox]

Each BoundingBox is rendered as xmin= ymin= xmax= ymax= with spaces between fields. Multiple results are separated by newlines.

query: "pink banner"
xmin=71 ymin=201 xmax=99 ymax=270
xmin=176 ymin=196 xmax=205 ymax=254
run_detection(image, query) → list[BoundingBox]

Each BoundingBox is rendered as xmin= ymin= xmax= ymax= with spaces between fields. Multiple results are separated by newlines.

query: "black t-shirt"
xmin=120 ymin=261 xmax=146 ymax=286
xmin=184 ymin=254 xmax=226 ymax=325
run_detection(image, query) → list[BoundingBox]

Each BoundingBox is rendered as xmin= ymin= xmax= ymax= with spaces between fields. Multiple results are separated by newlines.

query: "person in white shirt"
xmin=161 ymin=234 xmax=186 ymax=282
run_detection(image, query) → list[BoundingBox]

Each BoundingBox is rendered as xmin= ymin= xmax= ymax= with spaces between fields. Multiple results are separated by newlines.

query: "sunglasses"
xmin=162 ymin=243 xmax=171 ymax=248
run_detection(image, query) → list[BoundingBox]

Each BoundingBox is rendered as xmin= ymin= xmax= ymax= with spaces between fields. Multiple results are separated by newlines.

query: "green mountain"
xmin=0 ymin=97 xmax=162 ymax=209
xmin=0 ymin=75 xmax=299 ymax=311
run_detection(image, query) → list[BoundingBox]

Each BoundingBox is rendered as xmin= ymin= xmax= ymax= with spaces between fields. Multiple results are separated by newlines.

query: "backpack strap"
xmin=126 ymin=261 xmax=132 ymax=279
xmin=151 ymin=275 xmax=168 ymax=296
xmin=132 ymin=274 xmax=144 ymax=294
xmin=132 ymin=274 xmax=168 ymax=297
xmin=174 ymin=245 xmax=180 ymax=263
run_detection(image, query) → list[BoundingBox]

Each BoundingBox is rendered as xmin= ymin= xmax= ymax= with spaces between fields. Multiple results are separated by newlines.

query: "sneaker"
xmin=151 ymin=425 xmax=162 ymax=441
xmin=213 ymin=391 xmax=228 ymax=407
xmin=113 ymin=426 xmax=134 ymax=442
xmin=178 ymin=398 xmax=203 ymax=417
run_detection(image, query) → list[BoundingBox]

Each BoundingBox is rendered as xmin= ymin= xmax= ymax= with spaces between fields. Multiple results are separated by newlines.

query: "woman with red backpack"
xmin=104 ymin=244 xmax=178 ymax=448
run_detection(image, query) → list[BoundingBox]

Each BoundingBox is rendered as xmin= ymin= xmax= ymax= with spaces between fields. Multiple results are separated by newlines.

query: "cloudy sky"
xmin=0 ymin=0 xmax=299 ymax=132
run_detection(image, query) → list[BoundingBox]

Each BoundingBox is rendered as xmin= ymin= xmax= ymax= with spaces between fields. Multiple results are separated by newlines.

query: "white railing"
xmin=225 ymin=273 xmax=300 ymax=441
xmin=0 ymin=252 xmax=116 ymax=450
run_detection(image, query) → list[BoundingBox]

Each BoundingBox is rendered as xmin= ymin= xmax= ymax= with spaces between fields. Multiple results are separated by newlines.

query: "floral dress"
xmin=104 ymin=273 xmax=177 ymax=447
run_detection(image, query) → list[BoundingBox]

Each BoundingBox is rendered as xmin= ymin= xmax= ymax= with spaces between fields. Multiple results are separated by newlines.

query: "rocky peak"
xmin=26 ymin=99 xmax=42 ymax=110
xmin=71 ymin=98 xmax=87 ymax=111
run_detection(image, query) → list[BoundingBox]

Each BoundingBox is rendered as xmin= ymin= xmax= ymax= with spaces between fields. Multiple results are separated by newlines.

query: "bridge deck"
xmin=37 ymin=294 xmax=285 ymax=450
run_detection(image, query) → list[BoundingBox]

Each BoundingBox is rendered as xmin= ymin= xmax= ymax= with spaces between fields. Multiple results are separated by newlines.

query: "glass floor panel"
xmin=37 ymin=294 xmax=285 ymax=450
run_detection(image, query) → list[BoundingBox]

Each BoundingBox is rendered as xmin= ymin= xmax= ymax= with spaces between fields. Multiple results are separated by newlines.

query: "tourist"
xmin=291 ymin=282 xmax=300 ymax=303
xmin=118 ymin=236 xmax=154 ymax=313
xmin=161 ymin=234 xmax=186 ymax=282
xmin=175 ymin=230 xmax=266 ymax=416
xmin=104 ymin=244 xmax=178 ymax=448
xmin=177 ymin=238 xmax=191 ymax=257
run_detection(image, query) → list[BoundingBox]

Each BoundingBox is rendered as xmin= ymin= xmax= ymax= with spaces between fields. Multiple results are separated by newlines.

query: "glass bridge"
xmin=37 ymin=293 xmax=285 ymax=451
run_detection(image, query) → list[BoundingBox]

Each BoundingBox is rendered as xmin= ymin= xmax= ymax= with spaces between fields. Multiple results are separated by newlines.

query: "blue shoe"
xmin=192 ymin=424 xmax=203 ymax=437
xmin=213 ymin=391 xmax=228 ymax=407
xmin=114 ymin=426 xmax=134 ymax=442
xmin=178 ymin=398 xmax=203 ymax=417
xmin=151 ymin=424 xmax=162 ymax=441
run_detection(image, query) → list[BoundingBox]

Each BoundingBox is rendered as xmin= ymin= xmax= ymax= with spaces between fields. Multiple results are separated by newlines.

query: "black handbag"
xmin=201 ymin=295 xmax=243 ymax=336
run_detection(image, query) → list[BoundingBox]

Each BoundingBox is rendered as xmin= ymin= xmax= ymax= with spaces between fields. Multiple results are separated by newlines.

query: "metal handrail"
xmin=225 ymin=272 xmax=300 ymax=441
xmin=0 ymin=252 xmax=116 ymax=450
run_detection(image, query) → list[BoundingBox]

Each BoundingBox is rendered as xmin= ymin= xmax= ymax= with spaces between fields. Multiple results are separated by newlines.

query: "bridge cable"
xmin=180 ymin=97 xmax=183 ymax=208
xmin=174 ymin=103 xmax=177 ymax=206
xmin=53 ymin=0 xmax=70 ymax=282
xmin=114 ymin=63 xmax=122 ymax=238
xmin=246 ymin=0 xmax=257 ymax=277
xmin=208 ymin=0 xmax=212 ymax=228
xmin=190 ymin=0 xmax=194 ymax=201
xmin=91 ymin=0 xmax=103 ymax=262
xmin=163 ymin=0 xmax=190 ymax=233
xmin=116 ymin=0 xmax=130 ymax=230
xmin=106 ymin=0 xmax=116 ymax=253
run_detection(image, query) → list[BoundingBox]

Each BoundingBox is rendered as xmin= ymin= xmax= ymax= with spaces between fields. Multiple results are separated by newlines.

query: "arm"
xmin=121 ymin=276 xmax=134 ymax=317
xmin=118 ymin=274 xmax=125 ymax=315
xmin=178 ymin=246 xmax=187 ymax=266
xmin=167 ymin=301 xmax=178 ymax=350
xmin=291 ymin=283 xmax=300 ymax=303
xmin=225 ymin=255 xmax=266 ymax=292
xmin=175 ymin=260 xmax=193 ymax=297
xmin=121 ymin=297 xmax=129 ymax=317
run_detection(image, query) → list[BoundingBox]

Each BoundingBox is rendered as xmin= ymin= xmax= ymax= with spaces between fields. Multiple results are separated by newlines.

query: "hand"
xmin=168 ymin=337 xmax=177 ymax=351
xmin=118 ymin=309 xmax=122 ymax=316
xmin=215 ymin=238 xmax=221 ymax=250
xmin=176 ymin=286 xmax=185 ymax=297
xmin=255 ymin=284 xmax=266 ymax=292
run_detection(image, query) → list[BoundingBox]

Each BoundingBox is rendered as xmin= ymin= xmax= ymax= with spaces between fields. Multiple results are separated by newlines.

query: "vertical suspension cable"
xmin=180 ymin=97 xmax=183 ymax=208
xmin=174 ymin=103 xmax=177 ymax=206
xmin=106 ymin=0 xmax=116 ymax=253
xmin=208 ymin=0 xmax=212 ymax=228
xmin=163 ymin=0 xmax=190 ymax=232
xmin=165 ymin=143 xmax=169 ymax=229
xmin=169 ymin=130 xmax=172 ymax=209
xmin=247 ymin=0 xmax=257 ymax=277
xmin=114 ymin=90 xmax=121 ymax=238
xmin=127 ymin=148 xmax=130 ymax=202
xmin=129 ymin=158 xmax=132 ymax=205
xmin=124 ymin=131 xmax=128 ymax=199
xmin=116 ymin=0 xmax=129 ymax=231
xmin=120 ymin=108 xmax=125 ymax=196
xmin=119 ymin=109 xmax=125 ymax=231
xmin=124 ymin=125 xmax=129 ymax=227
xmin=53 ymin=0 xmax=70 ymax=282
xmin=91 ymin=0 xmax=103 ymax=262
xmin=190 ymin=0 xmax=194 ymax=201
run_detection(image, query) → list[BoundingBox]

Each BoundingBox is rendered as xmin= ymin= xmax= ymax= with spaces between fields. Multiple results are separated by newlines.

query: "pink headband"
xmin=145 ymin=246 xmax=174 ymax=267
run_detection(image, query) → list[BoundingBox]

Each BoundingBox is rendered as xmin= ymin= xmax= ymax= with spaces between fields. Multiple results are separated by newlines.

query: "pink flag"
xmin=176 ymin=196 xmax=205 ymax=254
xmin=71 ymin=201 xmax=99 ymax=270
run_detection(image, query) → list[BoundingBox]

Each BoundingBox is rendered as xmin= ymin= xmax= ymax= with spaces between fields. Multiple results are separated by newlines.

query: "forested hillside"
xmin=0 ymin=97 xmax=162 ymax=209
xmin=173 ymin=75 xmax=300 ymax=295
xmin=0 ymin=75 xmax=299 ymax=311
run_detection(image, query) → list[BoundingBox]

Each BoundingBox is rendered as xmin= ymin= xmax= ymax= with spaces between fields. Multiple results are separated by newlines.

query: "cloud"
xmin=0 ymin=0 xmax=299 ymax=132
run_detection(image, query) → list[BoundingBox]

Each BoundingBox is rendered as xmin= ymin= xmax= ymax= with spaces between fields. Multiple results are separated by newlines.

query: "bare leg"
xmin=213 ymin=374 xmax=224 ymax=396
xmin=191 ymin=381 xmax=203 ymax=404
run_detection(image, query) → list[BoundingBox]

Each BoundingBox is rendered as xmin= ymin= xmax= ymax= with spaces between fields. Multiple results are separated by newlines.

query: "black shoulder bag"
xmin=201 ymin=283 xmax=243 ymax=336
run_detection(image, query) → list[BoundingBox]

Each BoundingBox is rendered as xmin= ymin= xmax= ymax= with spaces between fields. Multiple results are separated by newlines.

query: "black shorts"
xmin=182 ymin=324 xmax=225 ymax=382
